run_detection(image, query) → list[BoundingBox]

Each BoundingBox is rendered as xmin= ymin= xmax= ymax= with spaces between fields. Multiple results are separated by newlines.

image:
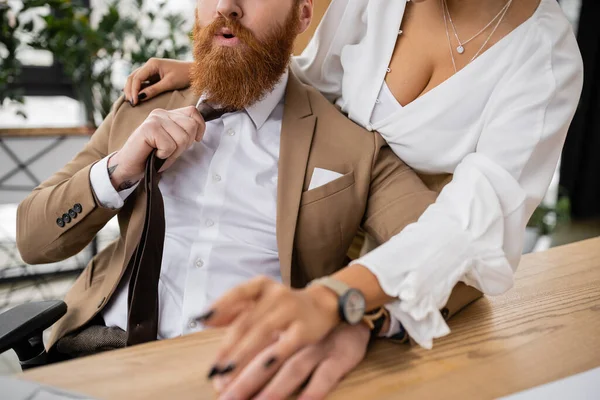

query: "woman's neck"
xmin=440 ymin=0 xmax=540 ymax=31
xmin=445 ymin=0 xmax=514 ymax=19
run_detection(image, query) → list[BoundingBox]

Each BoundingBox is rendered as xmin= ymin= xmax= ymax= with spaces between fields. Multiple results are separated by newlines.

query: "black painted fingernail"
xmin=264 ymin=357 xmax=277 ymax=369
xmin=219 ymin=363 xmax=236 ymax=375
xmin=138 ymin=92 xmax=147 ymax=100
xmin=207 ymin=365 xmax=219 ymax=379
xmin=197 ymin=309 xmax=214 ymax=322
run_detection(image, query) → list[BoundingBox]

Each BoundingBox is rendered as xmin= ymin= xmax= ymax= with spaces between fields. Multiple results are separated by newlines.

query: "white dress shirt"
xmin=96 ymin=73 xmax=288 ymax=339
xmin=293 ymin=0 xmax=584 ymax=348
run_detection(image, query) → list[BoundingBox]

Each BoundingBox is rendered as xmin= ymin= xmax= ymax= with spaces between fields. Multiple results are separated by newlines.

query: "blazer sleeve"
xmin=362 ymin=134 xmax=437 ymax=250
xmin=16 ymin=97 xmax=127 ymax=264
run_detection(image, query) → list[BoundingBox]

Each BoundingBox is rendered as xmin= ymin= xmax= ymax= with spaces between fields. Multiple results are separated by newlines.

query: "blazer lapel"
xmin=277 ymin=73 xmax=316 ymax=286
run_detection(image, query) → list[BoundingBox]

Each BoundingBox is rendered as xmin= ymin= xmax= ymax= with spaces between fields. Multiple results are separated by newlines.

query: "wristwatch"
xmin=309 ymin=277 xmax=366 ymax=325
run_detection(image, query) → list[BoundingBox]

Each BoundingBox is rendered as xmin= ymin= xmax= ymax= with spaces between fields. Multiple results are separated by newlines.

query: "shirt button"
xmin=213 ymin=174 xmax=222 ymax=182
xmin=189 ymin=320 xmax=197 ymax=329
xmin=195 ymin=259 xmax=204 ymax=268
xmin=227 ymin=129 xmax=236 ymax=136
xmin=375 ymin=99 xmax=381 ymax=104
xmin=205 ymin=219 xmax=215 ymax=227
xmin=367 ymin=124 xmax=373 ymax=131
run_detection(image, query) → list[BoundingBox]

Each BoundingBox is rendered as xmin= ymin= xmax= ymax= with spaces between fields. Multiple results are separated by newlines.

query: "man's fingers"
xmin=169 ymin=107 xmax=206 ymax=141
xmin=215 ymin=310 xmax=288 ymax=373
xmin=172 ymin=105 xmax=206 ymax=126
xmin=298 ymin=357 xmax=350 ymax=400
xmin=144 ymin=124 xmax=177 ymax=161
xmin=257 ymin=345 xmax=324 ymax=400
xmin=166 ymin=113 xmax=198 ymax=142
xmin=215 ymin=342 xmax=282 ymax=400
xmin=156 ymin=119 xmax=194 ymax=171
xmin=150 ymin=109 xmax=195 ymax=150
xmin=240 ymin=323 xmax=307 ymax=377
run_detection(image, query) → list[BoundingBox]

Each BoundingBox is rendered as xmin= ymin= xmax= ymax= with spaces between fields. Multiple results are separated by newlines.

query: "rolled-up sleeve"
xmin=354 ymin=26 xmax=584 ymax=349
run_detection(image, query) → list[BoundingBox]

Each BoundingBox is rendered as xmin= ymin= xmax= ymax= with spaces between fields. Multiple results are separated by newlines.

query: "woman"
xmin=125 ymin=0 xmax=583 ymax=394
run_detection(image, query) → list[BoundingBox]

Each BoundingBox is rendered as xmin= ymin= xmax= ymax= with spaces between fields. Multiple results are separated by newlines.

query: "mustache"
xmin=200 ymin=16 xmax=262 ymax=50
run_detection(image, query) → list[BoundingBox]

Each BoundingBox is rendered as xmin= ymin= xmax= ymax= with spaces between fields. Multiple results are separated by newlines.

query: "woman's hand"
xmin=201 ymin=276 xmax=343 ymax=378
xmin=124 ymin=58 xmax=193 ymax=106
xmin=213 ymin=323 xmax=370 ymax=400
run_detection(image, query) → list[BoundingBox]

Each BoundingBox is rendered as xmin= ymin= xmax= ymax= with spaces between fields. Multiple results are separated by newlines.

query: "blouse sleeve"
xmin=354 ymin=25 xmax=584 ymax=349
xmin=291 ymin=0 xmax=366 ymax=102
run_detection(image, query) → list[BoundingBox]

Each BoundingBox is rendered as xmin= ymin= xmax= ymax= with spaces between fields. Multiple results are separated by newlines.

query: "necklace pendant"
xmin=457 ymin=45 xmax=465 ymax=54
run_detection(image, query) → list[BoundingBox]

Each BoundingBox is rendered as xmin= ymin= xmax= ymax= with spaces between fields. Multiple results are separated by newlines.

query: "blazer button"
xmin=62 ymin=213 xmax=72 ymax=224
xmin=98 ymin=297 xmax=106 ymax=308
xmin=73 ymin=203 xmax=83 ymax=213
xmin=68 ymin=209 xmax=77 ymax=219
xmin=56 ymin=218 xmax=65 ymax=228
xmin=441 ymin=308 xmax=450 ymax=320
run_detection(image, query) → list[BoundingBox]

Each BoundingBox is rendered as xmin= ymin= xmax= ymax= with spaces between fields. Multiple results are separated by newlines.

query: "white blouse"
xmin=292 ymin=0 xmax=584 ymax=348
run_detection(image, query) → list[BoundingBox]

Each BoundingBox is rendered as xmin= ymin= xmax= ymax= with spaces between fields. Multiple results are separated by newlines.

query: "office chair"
xmin=0 ymin=300 xmax=67 ymax=370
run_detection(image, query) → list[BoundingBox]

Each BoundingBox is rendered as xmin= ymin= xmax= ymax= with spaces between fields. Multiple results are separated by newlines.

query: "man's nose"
xmin=216 ymin=0 xmax=243 ymax=20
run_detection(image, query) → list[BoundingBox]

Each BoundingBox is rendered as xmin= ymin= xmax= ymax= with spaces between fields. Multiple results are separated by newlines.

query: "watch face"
xmin=341 ymin=289 xmax=366 ymax=325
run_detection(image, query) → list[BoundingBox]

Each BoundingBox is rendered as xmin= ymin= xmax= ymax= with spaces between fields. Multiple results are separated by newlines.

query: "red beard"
xmin=190 ymin=8 xmax=300 ymax=110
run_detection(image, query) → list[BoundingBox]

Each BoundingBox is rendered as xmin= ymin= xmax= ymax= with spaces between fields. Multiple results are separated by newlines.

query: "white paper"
xmin=499 ymin=367 xmax=600 ymax=400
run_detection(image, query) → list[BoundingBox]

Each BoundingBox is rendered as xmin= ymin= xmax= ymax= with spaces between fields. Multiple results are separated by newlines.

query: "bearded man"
xmin=16 ymin=0 xmax=476 ymax=398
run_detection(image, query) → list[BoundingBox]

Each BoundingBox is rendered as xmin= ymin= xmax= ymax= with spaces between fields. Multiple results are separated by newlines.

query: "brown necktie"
xmin=126 ymin=103 xmax=229 ymax=346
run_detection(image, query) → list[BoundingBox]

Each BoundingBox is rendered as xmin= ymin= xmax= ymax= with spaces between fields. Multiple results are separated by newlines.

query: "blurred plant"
xmin=527 ymin=195 xmax=571 ymax=236
xmin=0 ymin=0 xmax=26 ymax=119
xmin=4 ymin=0 xmax=190 ymax=127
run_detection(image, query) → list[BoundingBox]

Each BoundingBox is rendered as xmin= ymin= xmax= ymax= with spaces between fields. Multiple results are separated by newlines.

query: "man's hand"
xmin=107 ymin=106 xmax=205 ymax=190
xmin=213 ymin=323 xmax=370 ymax=400
xmin=202 ymin=277 xmax=342 ymax=378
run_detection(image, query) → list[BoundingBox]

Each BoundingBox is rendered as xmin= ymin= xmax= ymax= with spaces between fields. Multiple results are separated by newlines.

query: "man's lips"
xmin=214 ymin=27 xmax=240 ymax=46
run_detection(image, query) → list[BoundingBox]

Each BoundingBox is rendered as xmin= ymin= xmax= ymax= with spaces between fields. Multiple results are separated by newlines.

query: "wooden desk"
xmin=20 ymin=238 xmax=600 ymax=399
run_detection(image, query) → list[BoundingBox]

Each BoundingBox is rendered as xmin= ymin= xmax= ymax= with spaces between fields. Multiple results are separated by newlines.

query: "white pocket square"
xmin=308 ymin=168 xmax=344 ymax=191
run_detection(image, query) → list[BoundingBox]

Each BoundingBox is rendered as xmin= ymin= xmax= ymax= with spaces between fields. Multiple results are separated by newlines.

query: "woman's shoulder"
xmin=503 ymin=0 xmax=582 ymax=76
xmin=527 ymin=0 xmax=580 ymax=48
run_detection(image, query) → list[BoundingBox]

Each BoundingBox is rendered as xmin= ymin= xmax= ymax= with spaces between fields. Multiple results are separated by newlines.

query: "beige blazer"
xmin=16 ymin=73 xmax=482 ymax=349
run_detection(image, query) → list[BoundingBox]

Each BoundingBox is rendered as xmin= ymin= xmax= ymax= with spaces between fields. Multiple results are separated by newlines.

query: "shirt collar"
xmin=196 ymin=70 xmax=289 ymax=130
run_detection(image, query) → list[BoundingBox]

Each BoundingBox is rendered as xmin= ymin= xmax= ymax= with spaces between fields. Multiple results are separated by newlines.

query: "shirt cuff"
xmin=383 ymin=305 xmax=404 ymax=338
xmin=90 ymin=153 xmax=139 ymax=210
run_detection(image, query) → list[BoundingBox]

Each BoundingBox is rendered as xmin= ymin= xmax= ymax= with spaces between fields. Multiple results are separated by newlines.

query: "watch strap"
xmin=363 ymin=307 xmax=388 ymax=339
xmin=308 ymin=277 xmax=351 ymax=297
